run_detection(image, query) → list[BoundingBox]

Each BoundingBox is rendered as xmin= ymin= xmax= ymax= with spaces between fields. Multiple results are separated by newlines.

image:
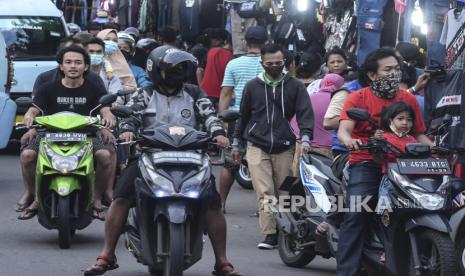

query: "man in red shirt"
xmin=200 ymin=32 xmax=234 ymax=109
xmin=336 ymin=48 xmax=433 ymax=276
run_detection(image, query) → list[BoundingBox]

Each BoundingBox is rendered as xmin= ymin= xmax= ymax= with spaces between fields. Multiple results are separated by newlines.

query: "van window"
xmin=0 ymin=16 xmax=65 ymax=61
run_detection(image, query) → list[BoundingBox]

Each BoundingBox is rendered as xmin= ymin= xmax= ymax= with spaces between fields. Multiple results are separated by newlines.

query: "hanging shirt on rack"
xmin=440 ymin=9 xmax=465 ymax=47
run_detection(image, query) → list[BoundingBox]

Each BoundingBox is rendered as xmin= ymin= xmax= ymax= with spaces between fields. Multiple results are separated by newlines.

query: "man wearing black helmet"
xmin=84 ymin=46 xmax=241 ymax=276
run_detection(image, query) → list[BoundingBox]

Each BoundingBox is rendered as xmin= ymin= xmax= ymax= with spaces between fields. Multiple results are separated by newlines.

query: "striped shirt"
xmin=221 ymin=55 xmax=264 ymax=111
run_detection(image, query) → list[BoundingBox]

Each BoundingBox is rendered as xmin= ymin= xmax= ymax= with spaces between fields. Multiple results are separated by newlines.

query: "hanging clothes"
xmin=424 ymin=70 xmax=465 ymax=149
xmin=130 ymin=0 xmax=141 ymax=27
xmin=179 ymin=0 xmax=201 ymax=44
xmin=116 ymin=0 xmax=130 ymax=29
xmin=138 ymin=0 xmax=153 ymax=32
xmin=199 ymin=0 xmax=224 ymax=30
xmin=228 ymin=3 xmax=257 ymax=55
xmin=394 ymin=0 xmax=407 ymax=14
xmin=172 ymin=0 xmax=182 ymax=31
xmin=441 ymin=9 xmax=465 ymax=69
xmin=158 ymin=0 xmax=173 ymax=30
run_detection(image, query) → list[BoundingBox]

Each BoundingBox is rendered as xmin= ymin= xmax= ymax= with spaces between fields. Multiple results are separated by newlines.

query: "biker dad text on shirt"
xmin=34 ymin=79 xmax=108 ymax=115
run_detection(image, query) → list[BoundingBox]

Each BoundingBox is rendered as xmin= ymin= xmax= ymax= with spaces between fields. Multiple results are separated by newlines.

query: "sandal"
xmin=15 ymin=202 xmax=29 ymax=213
xmin=92 ymin=207 xmax=107 ymax=221
xmin=212 ymin=262 xmax=242 ymax=276
xmin=17 ymin=207 xmax=38 ymax=220
xmin=15 ymin=195 xmax=34 ymax=212
xmin=83 ymin=255 xmax=119 ymax=276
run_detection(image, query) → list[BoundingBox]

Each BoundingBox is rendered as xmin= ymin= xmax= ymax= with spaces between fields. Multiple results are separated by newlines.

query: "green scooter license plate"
xmin=45 ymin=132 xmax=87 ymax=142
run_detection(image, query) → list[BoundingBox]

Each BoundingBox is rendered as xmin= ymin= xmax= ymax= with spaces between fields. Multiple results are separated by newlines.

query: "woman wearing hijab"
xmin=97 ymin=29 xmax=137 ymax=90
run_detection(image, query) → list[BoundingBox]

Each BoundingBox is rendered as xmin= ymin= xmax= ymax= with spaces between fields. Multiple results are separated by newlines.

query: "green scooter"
xmin=15 ymin=94 xmax=116 ymax=249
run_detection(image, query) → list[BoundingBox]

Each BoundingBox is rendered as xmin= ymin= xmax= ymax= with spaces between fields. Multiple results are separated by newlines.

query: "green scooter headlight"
xmin=44 ymin=144 xmax=88 ymax=173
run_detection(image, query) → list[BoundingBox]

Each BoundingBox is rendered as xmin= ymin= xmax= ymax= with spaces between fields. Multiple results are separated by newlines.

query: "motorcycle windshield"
xmin=35 ymin=112 xmax=99 ymax=130
xmin=142 ymin=124 xmax=210 ymax=150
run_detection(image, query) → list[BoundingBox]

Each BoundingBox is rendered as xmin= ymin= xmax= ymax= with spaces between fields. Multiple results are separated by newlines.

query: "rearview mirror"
xmin=218 ymin=110 xmax=240 ymax=123
xmin=110 ymin=105 xmax=134 ymax=118
xmin=405 ymin=143 xmax=431 ymax=158
xmin=117 ymin=89 xmax=136 ymax=97
xmin=99 ymin=94 xmax=118 ymax=106
xmin=15 ymin=97 xmax=33 ymax=108
xmin=347 ymin=108 xmax=370 ymax=121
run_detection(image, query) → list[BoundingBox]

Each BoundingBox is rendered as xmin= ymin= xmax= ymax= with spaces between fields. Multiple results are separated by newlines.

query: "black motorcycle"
xmin=111 ymin=106 xmax=239 ymax=276
xmin=274 ymin=108 xmax=462 ymax=276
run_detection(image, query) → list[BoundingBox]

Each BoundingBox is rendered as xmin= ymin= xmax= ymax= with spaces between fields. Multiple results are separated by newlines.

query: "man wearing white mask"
xmin=85 ymin=37 xmax=124 ymax=104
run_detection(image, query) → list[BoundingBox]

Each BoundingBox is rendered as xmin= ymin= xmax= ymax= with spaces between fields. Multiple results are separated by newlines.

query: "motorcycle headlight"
xmin=141 ymin=154 xmax=175 ymax=195
xmin=408 ymin=189 xmax=445 ymax=210
xmin=180 ymin=168 xmax=208 ymax=198
xmin=390 ymin=170 xmax=445 ymax=210
xmin=44 ymin=144 xmax=88 ymax=173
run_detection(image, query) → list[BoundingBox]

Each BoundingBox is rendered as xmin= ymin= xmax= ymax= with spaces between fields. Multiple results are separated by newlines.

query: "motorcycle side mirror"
xmin=99 ymin=94 xmax=118 ymax=106
xmin=405 ymin=143 xmax=431 ymax=158
xmin=218 ymin=110 xmax=241 ymax=123
xmin=15 ymin=97 xmax=44 ymax=116
xmin=347 ymin=108 xmax=370 ymax=121
xmin=15 ymin=97 xmax=33 ymax=108
xmin=110 ymin=105 xmax=134 ymax=118
xmin=116 ymin=89 xmax=135 ymax=97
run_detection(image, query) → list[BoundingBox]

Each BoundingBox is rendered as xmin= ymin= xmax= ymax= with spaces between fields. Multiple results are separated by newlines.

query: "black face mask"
xmin=121 ymin=50 xmax=132 ymax=62
xmin=162 ymin=67 xmax=184 ymax=90
xmin=264 ymin=65 xmax=284 ymax=79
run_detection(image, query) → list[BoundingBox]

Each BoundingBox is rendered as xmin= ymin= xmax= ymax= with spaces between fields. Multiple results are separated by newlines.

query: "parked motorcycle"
xmin=273 ymin=108 xmax=461 ymax=276
xmin=14 ymin=94 xmax=117 ymax=249
xmin=110 ymin=106 xmax=240 ymax=276
xmin=235 ymin=157 xmax=253 ymax=190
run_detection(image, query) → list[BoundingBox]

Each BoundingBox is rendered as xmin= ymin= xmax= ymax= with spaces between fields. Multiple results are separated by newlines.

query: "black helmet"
xmin=135 ymin=38 xmax=159 ymax=52
xmin=146 ymin=46 xmax=198 ymax=85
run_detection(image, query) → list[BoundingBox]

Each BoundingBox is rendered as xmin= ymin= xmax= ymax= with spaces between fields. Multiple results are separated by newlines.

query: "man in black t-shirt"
xmin=17 ymin=46 xmax=117 ymax=221
xmin=31 ymin=37 xmax=107 ymax=98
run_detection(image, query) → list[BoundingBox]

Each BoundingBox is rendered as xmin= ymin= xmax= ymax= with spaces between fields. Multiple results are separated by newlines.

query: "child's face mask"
xmin=389 ymin=119 xmax=412 ymax=138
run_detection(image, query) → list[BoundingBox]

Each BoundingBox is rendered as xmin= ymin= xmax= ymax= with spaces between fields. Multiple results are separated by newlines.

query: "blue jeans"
xmin=356 ymin=0 xmax=388 ymax=65
xmin=336 ymin=161 xmax=382 ymax=276
xmin=420 ymin=0 xmax=449 ymax=67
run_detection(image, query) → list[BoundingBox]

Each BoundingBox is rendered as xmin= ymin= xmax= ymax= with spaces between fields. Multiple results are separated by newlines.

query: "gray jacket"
xmin=120 ymin=84 xmax=226 ymax=137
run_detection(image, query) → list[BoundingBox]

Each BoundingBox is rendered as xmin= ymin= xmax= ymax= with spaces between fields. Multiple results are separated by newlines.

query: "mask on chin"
xmin=370 ymin=71 xmax=402 ymax=99
xmin=389 ymin=120 xmax=411 ymax=138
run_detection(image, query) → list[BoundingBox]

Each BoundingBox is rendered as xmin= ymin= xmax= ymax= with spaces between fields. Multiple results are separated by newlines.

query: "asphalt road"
xmin=0 ymin=150 xmax=336 ymax=276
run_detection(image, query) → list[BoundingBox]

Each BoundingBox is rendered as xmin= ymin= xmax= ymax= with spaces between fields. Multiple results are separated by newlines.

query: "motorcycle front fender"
xmin=450 ymin=207 xmax=465 ymax=242
xmin=165 ymin=201 xmax=188 ymax=224
xmin=405 ymin=213 xmax=451 ymax=233
xmin=49 ymin=176 xmax=80 ymax=196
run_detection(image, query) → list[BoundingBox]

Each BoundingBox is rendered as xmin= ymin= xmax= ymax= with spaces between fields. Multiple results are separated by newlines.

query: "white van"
xmin=0 ymin=32 xmax=17 ymax=148
xmin=0 ymin=0 xmax=69 ymax=104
